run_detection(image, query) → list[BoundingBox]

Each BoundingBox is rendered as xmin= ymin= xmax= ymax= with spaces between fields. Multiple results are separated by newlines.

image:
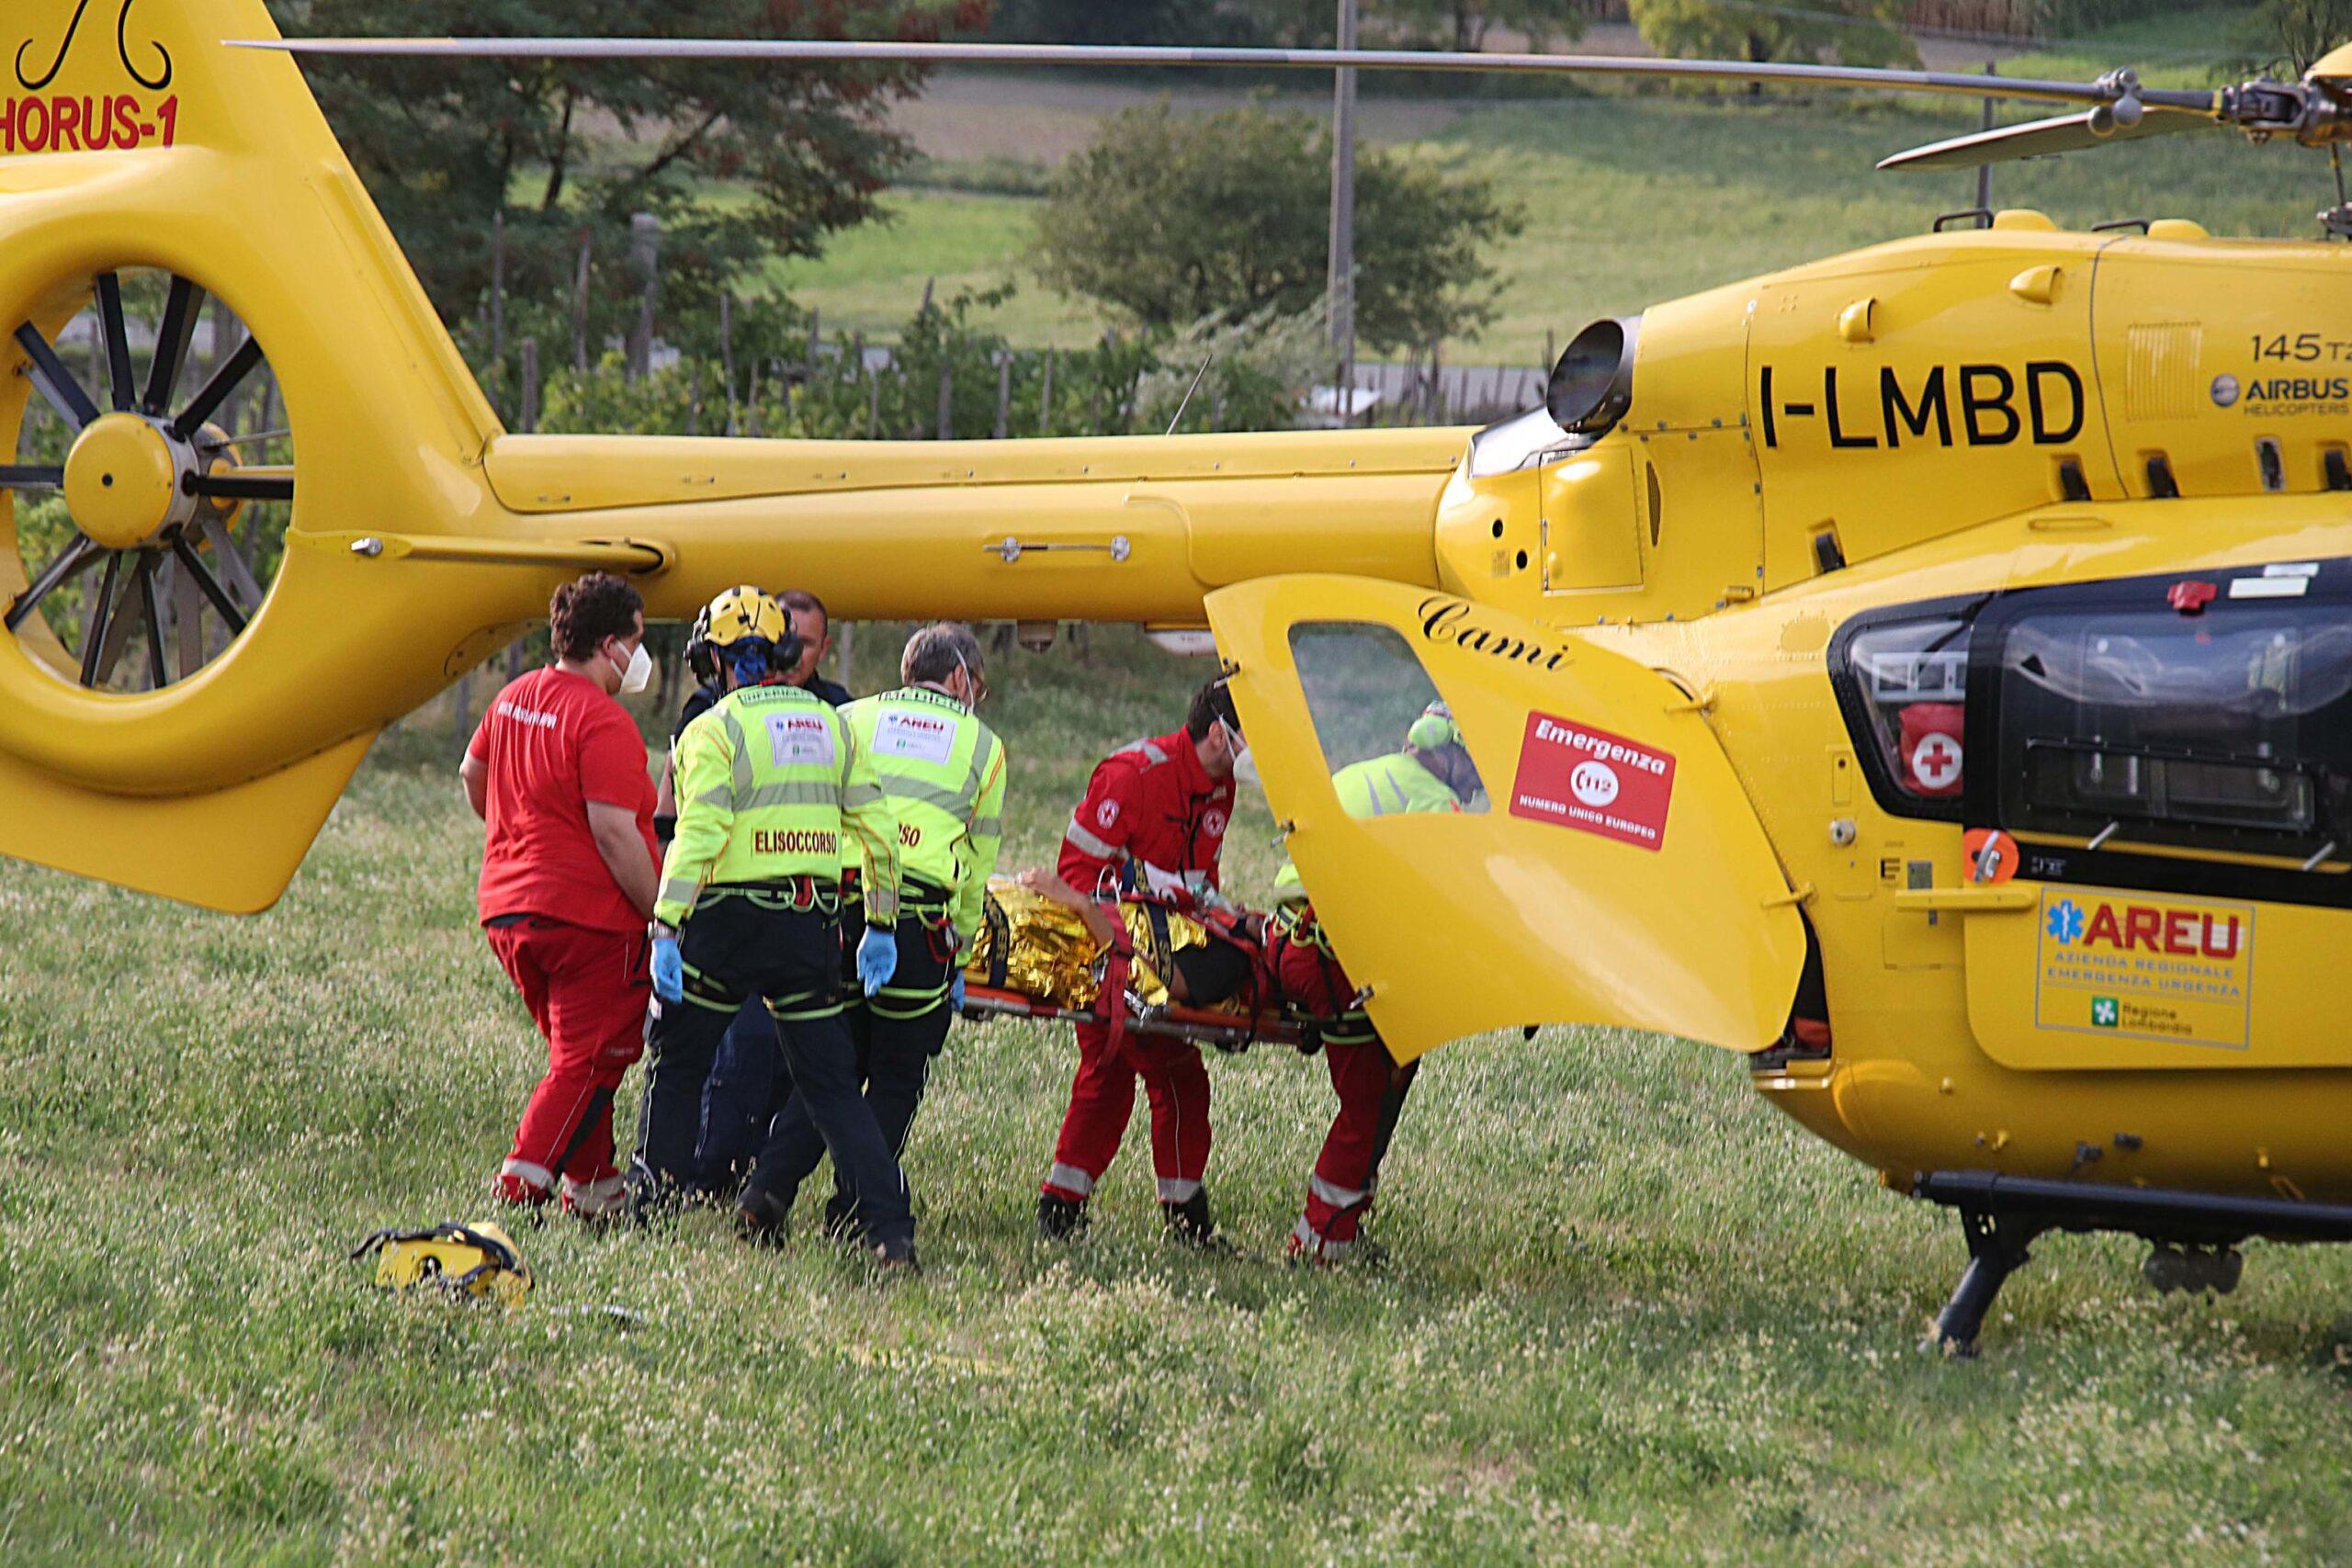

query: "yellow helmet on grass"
xmin=351 ymin=1222 xmax=532 ymax=1306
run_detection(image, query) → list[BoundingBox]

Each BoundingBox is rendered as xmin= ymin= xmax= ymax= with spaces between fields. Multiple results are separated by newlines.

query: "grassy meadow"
xmin=6 ymin=629 xmax=2352 ymax=1562
xmin=775 ymin=4 xmax=2331 ymax=364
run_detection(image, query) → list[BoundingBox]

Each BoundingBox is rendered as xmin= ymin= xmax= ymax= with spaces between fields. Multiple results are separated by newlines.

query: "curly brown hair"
xmin=548 ymin=572 xmax=643 ymax=661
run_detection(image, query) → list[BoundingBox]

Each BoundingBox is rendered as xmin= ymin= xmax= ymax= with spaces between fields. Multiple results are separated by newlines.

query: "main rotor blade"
xmin=0 ymin=465 xmax=64 ymax=489
xmin=172 ymin=335 xmax=266 ymax=441
xmin=142 ymin=276 xmax=207 ymax=417
xmin=230 ymin=37 xmax=2220 ymax=112
xmin=6 ymin=535 xmax=96 ymax=632
xmin=13 ymin=322 xmax=101 ymax=430
xmin=1879 ymin=103 xmax=2217 ymax=171
xmin=94 ymin=272 xmax=135 ymax=412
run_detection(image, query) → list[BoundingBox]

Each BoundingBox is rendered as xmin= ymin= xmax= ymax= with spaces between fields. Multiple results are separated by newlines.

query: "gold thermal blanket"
xmin=962 ymin=876 xmax=1248 ymax=1014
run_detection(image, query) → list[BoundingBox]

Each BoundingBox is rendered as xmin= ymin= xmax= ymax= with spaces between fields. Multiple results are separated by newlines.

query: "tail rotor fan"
xmin=3 ymin=268 xmax=290 ymax=693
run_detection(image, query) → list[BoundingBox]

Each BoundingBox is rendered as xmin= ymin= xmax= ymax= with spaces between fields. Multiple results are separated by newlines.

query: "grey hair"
xmin=902 ymin=621 xmax=985 ymax=686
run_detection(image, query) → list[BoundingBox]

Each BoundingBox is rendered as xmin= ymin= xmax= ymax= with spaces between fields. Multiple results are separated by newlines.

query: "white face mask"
xmin=608 ymin=637 xmax=651 ymax=695
xmin=1219 ymin=718 xmax=1251 ymax=781
xmin=1232 ymin=744 xmax=1261 ymax=791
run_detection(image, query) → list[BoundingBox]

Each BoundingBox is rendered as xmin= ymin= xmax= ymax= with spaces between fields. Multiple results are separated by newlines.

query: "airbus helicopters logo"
xmin=2215 ymin=372 xmax=2350 ymax=416
xmin=4 ymin=0 xmax=178 ymax=153
xmin=1758 ymin=362 xmax=2085 ymax=451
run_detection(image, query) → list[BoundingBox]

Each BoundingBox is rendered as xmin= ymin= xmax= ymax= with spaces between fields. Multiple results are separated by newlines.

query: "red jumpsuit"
xmin=1270 ymin=911 xmax=1418 ymax=1261
xmin=1041 ymin=728 xmax=1236 ymax=1208
xmin=468 ymin=667 xmax=658 ymax=1219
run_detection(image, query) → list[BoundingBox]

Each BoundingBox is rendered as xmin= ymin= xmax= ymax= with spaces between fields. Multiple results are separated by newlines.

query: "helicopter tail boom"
xmin=480 ymin=427 xmax=1466 ymax=625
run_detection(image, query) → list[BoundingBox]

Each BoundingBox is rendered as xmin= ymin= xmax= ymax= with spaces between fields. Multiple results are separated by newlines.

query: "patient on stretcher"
xmin=959 ymin=871 xmax=1302 ymax=1048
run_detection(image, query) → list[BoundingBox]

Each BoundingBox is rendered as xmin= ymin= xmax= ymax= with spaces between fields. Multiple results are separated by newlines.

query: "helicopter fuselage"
xmin=1458 ymin=213 xmax=2352 ymax=1202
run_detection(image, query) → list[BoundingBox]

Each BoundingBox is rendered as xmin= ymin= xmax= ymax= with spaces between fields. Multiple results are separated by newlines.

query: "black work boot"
xmin=873 ymin=1235 xmax=922 ymax=1275
xmin=1035 ymin=1191 xmax=1089 ymax=1241
xmin=1160 ymin=1190 xmax=1219 ymax=1248
xmin=735 ymin=1184 xmax=792 ymax=1247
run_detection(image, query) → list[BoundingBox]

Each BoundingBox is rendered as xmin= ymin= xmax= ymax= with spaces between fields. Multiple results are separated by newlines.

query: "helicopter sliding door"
xmin=1205 ymin=575 xmax=1807 ymax=1062
xmin=1837 ymin=561 xmax=2352 ymax=1070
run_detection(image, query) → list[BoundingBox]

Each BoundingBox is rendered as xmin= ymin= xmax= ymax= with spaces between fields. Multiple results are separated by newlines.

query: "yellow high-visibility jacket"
xmin=657 ymin=682 xmax=902 ymax=929
xmin=842 ymin=684 xmax=1006 ymax=942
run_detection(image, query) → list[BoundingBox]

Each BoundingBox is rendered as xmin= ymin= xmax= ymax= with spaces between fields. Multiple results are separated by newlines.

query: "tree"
xmin=1380 ymin=0 xmax=1592 ymax=53
xmin=2261 ymin=0 xmax=2352 ymax=73
xmin=983 ymin=0 xmax=1268 ymax=46
xmin=267 ymin=0 xmax=985 ymax=350
xmin=1035 ymin=101 xmax=1523 ymax=355
xmin=1626 ymin=0 xmax=1919 ymax=69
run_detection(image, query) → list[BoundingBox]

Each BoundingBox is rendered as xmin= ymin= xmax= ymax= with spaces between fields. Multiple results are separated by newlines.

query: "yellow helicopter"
xmin=11 ymin=0 xmax=2352 ymax=1352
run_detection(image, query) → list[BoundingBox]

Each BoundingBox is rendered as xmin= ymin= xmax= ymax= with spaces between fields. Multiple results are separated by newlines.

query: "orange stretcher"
xmin=956 ymin=982 xmax=1304 ymax=1052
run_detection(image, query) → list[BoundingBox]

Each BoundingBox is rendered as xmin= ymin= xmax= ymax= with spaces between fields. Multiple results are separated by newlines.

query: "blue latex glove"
xmin=950 ymin=970 xmax=967 ymax=1011
xmin=856 ymin=926 xmax=899 ymax=997
xmin=650 ymin=934 xmax=684 ymax=1004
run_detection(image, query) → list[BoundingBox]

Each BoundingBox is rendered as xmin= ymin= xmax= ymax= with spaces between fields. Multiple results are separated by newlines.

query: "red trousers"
xmin=1272 ymin=924 xmax=1416 ymax=1259
xmin=487 ymin=915 xmax=649 ymax=1215
xmin=1042 ymin=1017 xmax=1213 ymax=1204
xmin=1295 ymin=1041 xmax=1418 ymax=1258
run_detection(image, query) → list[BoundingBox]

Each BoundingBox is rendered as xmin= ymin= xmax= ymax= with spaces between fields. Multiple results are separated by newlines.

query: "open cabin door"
xmin=1206 ymin=576 xmax=1806 ymax=1062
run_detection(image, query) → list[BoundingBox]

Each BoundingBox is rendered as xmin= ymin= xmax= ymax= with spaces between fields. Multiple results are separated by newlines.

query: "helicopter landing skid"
xmin=1933 ymin=1207 xmax=2045 ymax=1358
xmin=1914 ymin=1169 xmax=2352 ymax=1356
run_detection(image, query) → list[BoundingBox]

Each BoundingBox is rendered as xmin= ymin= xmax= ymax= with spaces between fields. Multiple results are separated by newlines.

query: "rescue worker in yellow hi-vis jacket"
xmin=628 ymin=587 xmax=921 ymax=1268
xmin=739 ymin=623 xmax=1006 ymax=1243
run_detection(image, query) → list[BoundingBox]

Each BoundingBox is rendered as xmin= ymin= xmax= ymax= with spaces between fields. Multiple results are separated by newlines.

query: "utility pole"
xmin=1328 ymin=0 xmax=1359 ymax=400
xmin=628 ymin=212 xmax=660 ymax=382
xmin=1977 ymin=60 xmax=1996 ymax=216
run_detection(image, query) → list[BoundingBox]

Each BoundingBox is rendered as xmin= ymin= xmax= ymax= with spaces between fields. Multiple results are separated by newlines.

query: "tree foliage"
xmin=1626 ymin=0 xmax=1920 ymax=68
xmin=266 ymin=0 xmax=984 ymax=337
xmin=2260 ymin=0 xmax=2352 ymax=73
xmin=982 ymin=1 xmax=1593 ymax=52
xmin=1379 ymin=0 xmax=1591 ymax=52
xmin=1035 ymin=102 xmax=1522 ymax=355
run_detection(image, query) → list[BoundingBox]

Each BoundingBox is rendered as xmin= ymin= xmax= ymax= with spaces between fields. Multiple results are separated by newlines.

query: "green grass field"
xmin=7 ymin=630 xmax=2352 ymax=1562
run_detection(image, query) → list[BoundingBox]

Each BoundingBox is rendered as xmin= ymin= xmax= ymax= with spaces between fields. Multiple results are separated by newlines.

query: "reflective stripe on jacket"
xmin=657 ymin=682 xmax=903 ymax=927
xmin=843 ymin=685 xmax=1007 ymax=942
xmin=1329 ymin=750 xmax=1461 ymax=818
xmin=1057 ymin=727 xmax=1234 ymax=911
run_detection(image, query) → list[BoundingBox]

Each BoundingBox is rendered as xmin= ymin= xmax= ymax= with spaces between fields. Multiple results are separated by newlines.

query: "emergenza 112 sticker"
xmin=1508 ymin=711 xmax=1676 ymax=851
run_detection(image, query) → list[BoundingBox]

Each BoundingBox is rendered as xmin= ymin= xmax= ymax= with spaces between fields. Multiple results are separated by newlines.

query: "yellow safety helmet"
xmin=351 ymin=1222 xmax=532 ymax=1306
xmin=696 ymin=585 xmax=798 ymax=683
xmin=1406 ymin=699 xmax=1463 ymax=752
xmin=702 ymin=585 xmax=791 ymax=651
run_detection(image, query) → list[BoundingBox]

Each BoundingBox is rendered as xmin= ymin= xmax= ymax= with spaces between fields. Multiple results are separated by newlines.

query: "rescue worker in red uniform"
xmin=1270 ymin=701 xmax=1480 ymax=1262
xmin=1037 ymin=679 xmax=1253 ymax=1245
xmin=461 ymin=571 xmax=661 ymax=1220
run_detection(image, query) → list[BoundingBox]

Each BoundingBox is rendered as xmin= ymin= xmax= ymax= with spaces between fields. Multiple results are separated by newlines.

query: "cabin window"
xmin=1993 ymin=600 xmax=2352 ymax=853
xmin=1835 ymin=612 xmax=1975 ymax=818
xmin=1288 ymin=623 xmax=1489 ymax=813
